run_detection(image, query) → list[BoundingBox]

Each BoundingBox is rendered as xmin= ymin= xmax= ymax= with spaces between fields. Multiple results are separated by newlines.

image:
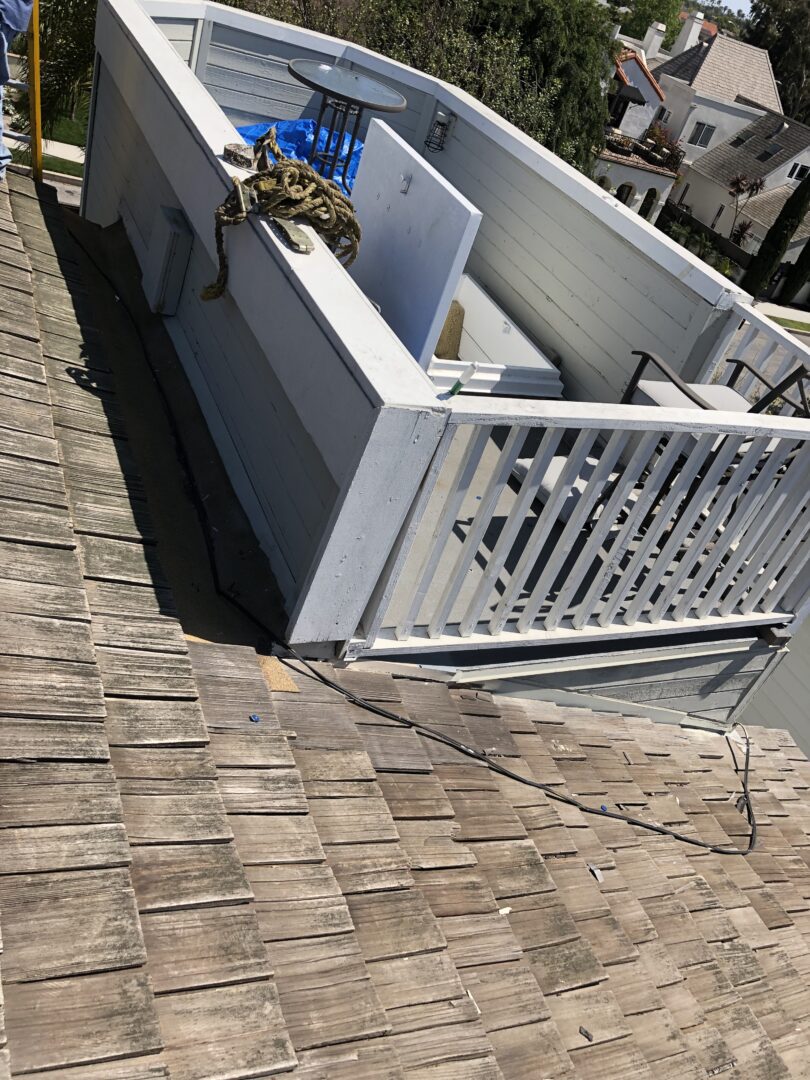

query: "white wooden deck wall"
xmin=86 ymin=0 xmax=443 ymax=640
xmin=87 ymin=0 xmax=809 ymax=702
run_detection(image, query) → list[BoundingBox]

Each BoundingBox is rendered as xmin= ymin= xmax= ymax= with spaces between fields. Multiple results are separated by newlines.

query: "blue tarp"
xmin=237 ymin=119 xmax=364 ymax=191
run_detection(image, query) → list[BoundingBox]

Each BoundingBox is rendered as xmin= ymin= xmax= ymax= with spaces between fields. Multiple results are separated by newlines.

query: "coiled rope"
xmin=202 ymin=127 xmax=361 ymax=301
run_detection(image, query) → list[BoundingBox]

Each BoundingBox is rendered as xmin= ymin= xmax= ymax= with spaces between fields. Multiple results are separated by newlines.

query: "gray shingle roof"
xmin=743 ymin=184 xmax=810 ymax=242
xmin=653 ymin=35 xmax=782 ymax=112
xmin=691 ymin=110 xmax=810 ymax=187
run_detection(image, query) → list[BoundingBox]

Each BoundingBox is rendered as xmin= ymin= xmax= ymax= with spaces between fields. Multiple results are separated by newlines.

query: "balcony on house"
xmin=85 ymin=0 xmax=810 ymax=691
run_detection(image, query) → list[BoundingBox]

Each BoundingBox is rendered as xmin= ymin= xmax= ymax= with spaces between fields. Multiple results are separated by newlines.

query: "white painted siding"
xmin=87 ymin=0 xmax=444 ymax=642
xmin=432 ymin=116 xmax=723 ymax=402
xmin=498 ymin=636 xmax=776 ymax=723
xmin=199 ymin=21 xmax=433 ymax=146
xmin=154 ymin=15 xmax=199 ymax=64
xmin=741 ymin=622 xmax=810 ymax=752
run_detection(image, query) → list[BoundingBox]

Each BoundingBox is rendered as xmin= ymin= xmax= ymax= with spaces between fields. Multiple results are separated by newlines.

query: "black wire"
xmin=278 ymin=648 xmax=757 ymax=856
xmin=64 ymin=216 xmax=757 ymax=858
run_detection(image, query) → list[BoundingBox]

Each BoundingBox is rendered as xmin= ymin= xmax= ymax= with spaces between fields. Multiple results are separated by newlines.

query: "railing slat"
xmin=458 ymin=427 xmax=564 ymax=637
xmin=547 ymin=431 xmax=660 ymax=631
xmin=427 ymin=426 xmax=525 ymax=638
xmin=489 ymin=429 xmax=596 ymax=636
xmin=697 ymin=443 xmax=810 ymax=617
xmin=739 ymin=510 xmax=810 ymax=615
xmin=691 ymin=440 xmax=810 ymax=617
xmin=650 ymin=435 xmax=771 ymax=623
xmin=573 ymin=432 xmax=690 ymax=630
xmin=623 ymin=434 xmax=745 ymax=625
xmin=361 ymin=424 xmax=456 ymax=646
xmin=396 ymin=424 xmax=491 ymax=639
xmin=517 ymin=430 xmax=629 ymax=633
xmin=597 ymin=433 xmax=714 ymax=627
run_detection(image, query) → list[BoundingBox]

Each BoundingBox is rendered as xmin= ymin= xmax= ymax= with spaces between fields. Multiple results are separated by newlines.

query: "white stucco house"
xmin=595 ymin=48 xmax=678 ymax=221
xmin=652 ymin=30 xmax=783 ymax=164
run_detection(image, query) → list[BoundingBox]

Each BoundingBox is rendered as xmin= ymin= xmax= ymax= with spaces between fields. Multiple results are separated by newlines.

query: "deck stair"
xmin=1 ymin=174 xmax=810 ymax=1077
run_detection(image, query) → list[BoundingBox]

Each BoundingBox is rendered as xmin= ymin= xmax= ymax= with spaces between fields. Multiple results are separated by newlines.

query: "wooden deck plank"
xmin=3 ymin=970 xmax=162 ymax=1074
xmin=0 ymin=867 xmax=146 ymax=982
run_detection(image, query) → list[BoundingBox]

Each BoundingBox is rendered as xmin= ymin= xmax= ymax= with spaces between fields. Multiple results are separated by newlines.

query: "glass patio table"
xmin=287 ymin=59 xmax=407 ymax=192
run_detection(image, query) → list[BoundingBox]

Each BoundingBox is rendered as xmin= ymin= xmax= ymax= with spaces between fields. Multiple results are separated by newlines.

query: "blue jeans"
xmin=0 ymin=23 xmax=15 ymax=180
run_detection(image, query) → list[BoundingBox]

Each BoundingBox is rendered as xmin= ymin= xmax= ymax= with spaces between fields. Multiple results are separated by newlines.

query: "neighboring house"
xmin=652 ymin=33 xmax=782 ymax=164
xmin=595 ymin=48 xmax=678 ymax=221
xmin=673 ymin=108 xmax=810 ymax=300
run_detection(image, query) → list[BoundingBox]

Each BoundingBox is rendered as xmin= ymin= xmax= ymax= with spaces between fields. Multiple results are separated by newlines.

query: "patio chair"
xmin=622 ymin=349 xmax=809 ymax=418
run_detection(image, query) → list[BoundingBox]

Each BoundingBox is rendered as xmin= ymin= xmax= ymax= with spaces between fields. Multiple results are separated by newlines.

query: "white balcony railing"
xmin=703 ymin=300 xmax=810 ymax=416
xmin=358 ymin=399 xmax=810 ymax=654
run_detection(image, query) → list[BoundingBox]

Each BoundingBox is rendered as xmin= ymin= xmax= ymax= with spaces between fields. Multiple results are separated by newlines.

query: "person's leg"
xmin=0 ymin=25 xmax=13 ymax=181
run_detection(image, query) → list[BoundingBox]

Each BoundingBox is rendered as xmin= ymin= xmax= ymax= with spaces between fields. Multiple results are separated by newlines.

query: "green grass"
xmin=772 ymin=315 xmax=810 ymax=333
xmin=11 ymin=148 xmax=84 ymax=178
xmin=50 ymin=113 xmax=87 ymax=148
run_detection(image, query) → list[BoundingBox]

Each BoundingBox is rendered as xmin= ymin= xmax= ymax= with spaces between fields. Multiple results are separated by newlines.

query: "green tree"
xmin=741 ymin=173 xmax=810 ymax=296
xmin=745 ymin=0 xmax=810 ymax=123
xmin=19 ymin=0 xmax=95 ymax=138
xmin=619 ymin=0 xmax=683 ymax=46
xmin=780 ymin=238 xmax=810 ymax=303
xmin=234 ymin=0 xmax=615 ymax=170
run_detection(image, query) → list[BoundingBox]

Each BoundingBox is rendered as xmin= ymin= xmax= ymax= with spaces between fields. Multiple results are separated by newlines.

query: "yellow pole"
xmin=27 ymin=0 xmax=43 ymax=182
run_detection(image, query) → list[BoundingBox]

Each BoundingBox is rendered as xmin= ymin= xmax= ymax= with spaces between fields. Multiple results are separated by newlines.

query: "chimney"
xmin=642 ymin=21 xmax=666 ymax=60
xmin=672 ymin=11 xmax=704 ymax=55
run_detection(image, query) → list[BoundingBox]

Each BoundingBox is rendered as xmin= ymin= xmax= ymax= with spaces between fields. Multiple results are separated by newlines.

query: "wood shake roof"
xmin=1 ymin=173 xmax=810 ymax=1078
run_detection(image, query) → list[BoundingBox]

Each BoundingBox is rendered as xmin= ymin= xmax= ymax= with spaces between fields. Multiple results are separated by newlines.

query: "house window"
xmin=710 ymin=204 xmax=725 ymax=229
xmin=758 ymin=142 xmax=783 ymax=161
xmin=732 ymin=128 xmax=755 ymax=147
xmin=657 ymin=106 xmax=672 ymax=125
xmin=789 ymin=162 xmax=810 ymax=181
xmin=688 ymin=122 xmax=716 ymax=147
xmin=678 ymin=182 xmax=690 ymax=206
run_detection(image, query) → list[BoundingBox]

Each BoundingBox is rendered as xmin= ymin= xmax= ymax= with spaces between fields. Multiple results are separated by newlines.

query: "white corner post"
xmin=286 ymin=403 xmax=446 ymax=646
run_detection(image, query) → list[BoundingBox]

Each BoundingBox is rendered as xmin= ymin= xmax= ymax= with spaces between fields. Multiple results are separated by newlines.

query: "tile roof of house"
xmin=691 ymin=109 xmax=810 ymax=187
xmin=597 ymin=146 xmax=680 ymax=179
xmin=653 ymin=35 xmax=782 ymax=113
xmin=3 ymin=172 xmax=810 ymax=1079
xmin=741 ymin=184 xmax=810 ymax=244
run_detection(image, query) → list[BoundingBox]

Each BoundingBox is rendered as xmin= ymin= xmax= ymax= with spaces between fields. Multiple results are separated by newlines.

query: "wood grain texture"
xmin=155 ymin=980 xmax=297 ymax=1080
xmin=3 ymin=970 xmax=162 ymax=1073
xmin=0 ymin=868 xmax=146 ymax=982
